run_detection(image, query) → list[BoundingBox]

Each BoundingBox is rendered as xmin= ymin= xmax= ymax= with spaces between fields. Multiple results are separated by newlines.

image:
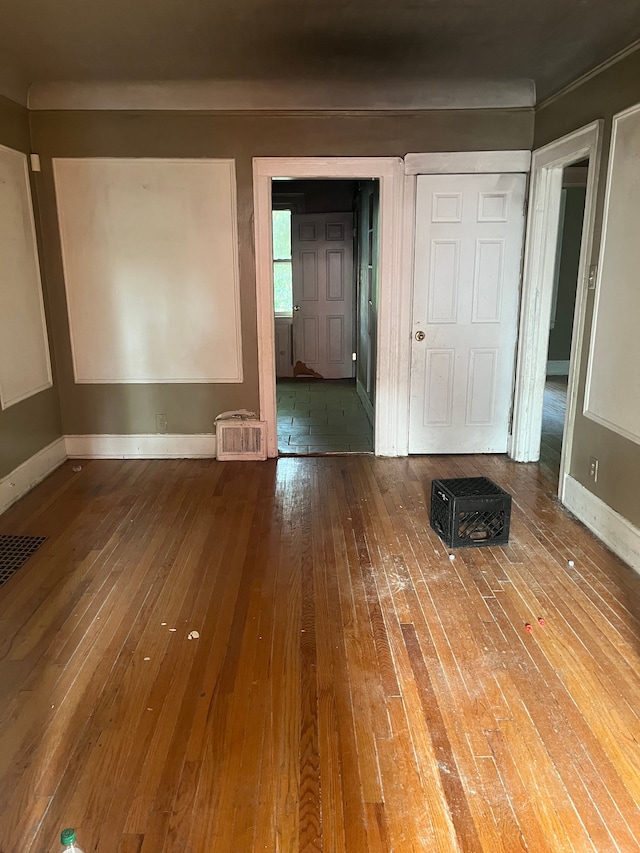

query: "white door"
xmin=291 ymin=212 xmax=354 ymax=379
xmin=409 ymin=173 xmax=526 ymax=453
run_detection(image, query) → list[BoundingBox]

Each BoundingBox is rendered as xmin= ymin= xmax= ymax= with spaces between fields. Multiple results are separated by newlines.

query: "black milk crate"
xmin=430 ymin=476 xmax=511 ymax=549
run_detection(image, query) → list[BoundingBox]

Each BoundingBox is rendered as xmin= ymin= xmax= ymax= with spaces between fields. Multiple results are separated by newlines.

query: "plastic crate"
xmin=430 ymin=476 xmax=511 ymax=549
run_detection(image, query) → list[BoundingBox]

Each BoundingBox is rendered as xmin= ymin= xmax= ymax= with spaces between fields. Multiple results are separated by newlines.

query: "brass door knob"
xmin=415 ymin=330 xmax=426 ymax=341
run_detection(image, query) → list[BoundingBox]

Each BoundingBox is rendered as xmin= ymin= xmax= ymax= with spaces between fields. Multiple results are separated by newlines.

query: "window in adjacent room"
xmin=272 ymin=209 xmax=293 ymax=317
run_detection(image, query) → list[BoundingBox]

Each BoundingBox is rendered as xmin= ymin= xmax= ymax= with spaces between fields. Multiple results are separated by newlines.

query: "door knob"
xmin=293 ymin=305 xmax=301 ymax=312
xmin=415 ymin=330 xmax=426 ymax=341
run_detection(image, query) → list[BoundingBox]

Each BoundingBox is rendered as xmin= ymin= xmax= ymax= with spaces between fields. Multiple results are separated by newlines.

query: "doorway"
xmin=511 ymin=121 xmax=602 ymax=503
xmin=253 ymin=157 xmax=405 ymax=458
xmin=271 ymin=178 xmax=377 ymax=454
xmin=539 ymin=163 xmax=587 ymax=482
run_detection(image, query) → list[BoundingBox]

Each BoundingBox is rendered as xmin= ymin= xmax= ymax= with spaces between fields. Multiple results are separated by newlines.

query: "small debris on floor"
xmin=568 ymin=560 xmax=575 ymax=567
xmin=144 ymin=656 xmax=151 ymax=661
xmin=169 ymin=628 xmax=177 ymax=632
xmin=72 ymin=465 xmax=82 ymax=473
xmin=538 ymin=617 xmax=546 ymax=626
xmin=188 ymin=630 xmax=200 ymax=640
xmin=449 ymin=554 xmax=455 ymax=561
xmin=525 ymin=623 xmax=533 ymax=633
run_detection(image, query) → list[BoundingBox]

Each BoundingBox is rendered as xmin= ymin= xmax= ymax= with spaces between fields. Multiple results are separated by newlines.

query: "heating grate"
xmin=0 ymin=535 xmax=47 ymax=586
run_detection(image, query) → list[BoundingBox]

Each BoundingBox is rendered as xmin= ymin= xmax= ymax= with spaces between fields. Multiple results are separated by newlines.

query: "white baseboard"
xmin=0 ymin=437 xmax=67 ymax=515
xmin=356 ymin=379 xmax=375 ymax=428
xmin=563 ymin=474 xmax=640 ymax=574
xmin=546 ymin=360 xmax=570 ymax=376
xmin=65 ymin=433 xmax=217 ymax=459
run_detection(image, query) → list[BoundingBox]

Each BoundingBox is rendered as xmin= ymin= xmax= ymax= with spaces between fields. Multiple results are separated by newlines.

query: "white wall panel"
xmin=585 ymin=105 xmax=640 ymax=444
xmin=53 ymin=158 xmax=242 ymax=383
xmin=0 ymin=144 xmax=52 ymax=409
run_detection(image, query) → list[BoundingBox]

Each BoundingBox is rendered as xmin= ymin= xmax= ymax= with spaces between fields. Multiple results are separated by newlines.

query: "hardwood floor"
xmin=540 ymin=377 xmax=569 ymax=483
xmin=1 ymin=454 xmax=639 ymax=852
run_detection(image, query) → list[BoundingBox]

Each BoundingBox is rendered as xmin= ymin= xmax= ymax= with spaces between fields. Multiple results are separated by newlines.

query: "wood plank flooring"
xmin=1 ymin=454 xmax=639 ymax=852
xmin=540 ymin=377 xmax=568 ymax=483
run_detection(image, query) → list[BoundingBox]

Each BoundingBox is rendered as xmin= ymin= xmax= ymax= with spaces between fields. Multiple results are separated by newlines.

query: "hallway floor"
xmin=277 ymin=379 xmax=373 ymax=454
xmin=540 ymin=376 xmax=569 ymax=482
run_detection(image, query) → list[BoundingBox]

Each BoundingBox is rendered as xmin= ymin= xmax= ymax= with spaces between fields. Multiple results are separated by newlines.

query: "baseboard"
xmin=0 ymin=437 xmax=67 ymax=515
xmin=65 ymin=433 xmax=217 ymax=459
xmin=546 ymin=360 xmax=570 ymax=376
xmin=356 ymin=379 xmax=375 ymax=428
xmin=563 ymin=474 xmax=640 ymax=574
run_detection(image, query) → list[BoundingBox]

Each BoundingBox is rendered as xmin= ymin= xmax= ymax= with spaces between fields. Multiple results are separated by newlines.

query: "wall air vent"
xmin=216 ymin=420 xmax=268 ymax=461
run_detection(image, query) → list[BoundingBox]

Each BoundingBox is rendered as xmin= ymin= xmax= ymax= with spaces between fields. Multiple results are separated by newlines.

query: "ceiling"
xmin=1 ymin=0 xmax=640 ymax=107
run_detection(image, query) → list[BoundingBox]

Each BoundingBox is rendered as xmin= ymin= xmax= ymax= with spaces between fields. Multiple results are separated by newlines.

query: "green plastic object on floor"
xmin=60 ymin=828 xmax=85 ymax=852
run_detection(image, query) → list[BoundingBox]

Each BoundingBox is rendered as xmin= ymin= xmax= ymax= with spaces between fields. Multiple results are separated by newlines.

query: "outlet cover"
xmin=156 ymin=413 xmax=168 ymax=434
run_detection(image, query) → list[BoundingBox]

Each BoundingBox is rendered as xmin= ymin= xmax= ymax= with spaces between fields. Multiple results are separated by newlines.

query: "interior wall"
xmin=0 ymin=95 xmax=61 ymax=480
xmin=535 ymin=48 xmax=640 ymax=526
xmin=29 ymin=108 xmax=533 ymax=437
xmin=272 ymin=179 xmax=357 ymax=214
xmin=547 ymin=186 xmax=586 ymax=363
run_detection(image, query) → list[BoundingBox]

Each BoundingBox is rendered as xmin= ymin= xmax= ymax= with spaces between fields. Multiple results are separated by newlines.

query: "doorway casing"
xmin=253 ymin=157 xmax=405 ymax=457
xmin=510 ymin=121 xmax=603 ymax=501
xmin=255 ymin=148 xmax=600 ymax=463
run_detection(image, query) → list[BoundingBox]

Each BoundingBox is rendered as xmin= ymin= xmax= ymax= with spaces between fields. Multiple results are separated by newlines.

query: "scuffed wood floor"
xmin=1 ymin=455 xmax=639 ymax=852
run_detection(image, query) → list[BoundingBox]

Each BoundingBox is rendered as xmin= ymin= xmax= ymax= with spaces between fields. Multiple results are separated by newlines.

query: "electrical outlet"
xmin=589 ymin=456 xmax=599 ymax=482
xmin=156 ymin=413 xmax=168 ymax=434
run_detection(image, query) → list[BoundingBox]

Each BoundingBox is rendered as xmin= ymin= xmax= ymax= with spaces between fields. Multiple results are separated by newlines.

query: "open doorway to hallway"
xmin=539 ymin=161 xmax=588 ymax=483
xmin=271 ymin=179 xmax=378 ymax=455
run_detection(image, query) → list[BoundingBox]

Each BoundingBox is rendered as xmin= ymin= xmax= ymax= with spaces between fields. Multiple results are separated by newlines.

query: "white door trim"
xmin=405 ymin=150 xmax=531 ymax=176
xmin=400 ymin=150 xmax=533 ymax=456
xmin=253 ymin=157 xmax=406 ymax=457
xmin=510 ymin=122 xmax=603 ymax=503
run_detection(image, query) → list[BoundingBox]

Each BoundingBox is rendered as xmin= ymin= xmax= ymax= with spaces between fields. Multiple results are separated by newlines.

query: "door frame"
xmin=510 ymin=121 xmax=603 ymax=501
xmin=253 ymin=157 xmax=404 ymax=457
xmin=402 ymin=150 xmax=532 ymax=455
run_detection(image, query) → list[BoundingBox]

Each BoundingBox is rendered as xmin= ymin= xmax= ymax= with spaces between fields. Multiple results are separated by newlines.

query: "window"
xmin=272 ymin=209 xmax=293 ymax=317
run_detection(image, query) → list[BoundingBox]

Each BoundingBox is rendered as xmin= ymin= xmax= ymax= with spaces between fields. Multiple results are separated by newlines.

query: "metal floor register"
xmin=0 ymin=535 xmax=47 ymax=586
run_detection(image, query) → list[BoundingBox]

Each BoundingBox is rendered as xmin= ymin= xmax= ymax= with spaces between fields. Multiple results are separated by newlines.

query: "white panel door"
xmin=409 ymin=173 xmax=526 ymax=453
xmin=291 ymin=213 xmax=354 ymax=379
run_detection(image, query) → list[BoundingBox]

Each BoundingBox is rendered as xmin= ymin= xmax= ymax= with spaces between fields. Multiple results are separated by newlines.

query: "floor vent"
xmin=0 ymin=535 xmax=47 ymax=586
xmin=216 ymin=420 xmax=268 ymax=461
